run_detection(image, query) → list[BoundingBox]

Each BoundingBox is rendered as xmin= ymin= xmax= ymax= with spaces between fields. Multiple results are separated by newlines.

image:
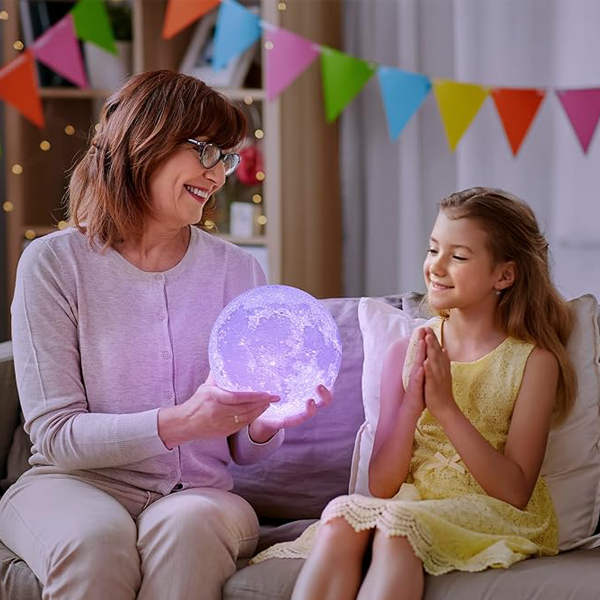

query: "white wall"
xmin=342 ymin=0 xmax=600 ymax=301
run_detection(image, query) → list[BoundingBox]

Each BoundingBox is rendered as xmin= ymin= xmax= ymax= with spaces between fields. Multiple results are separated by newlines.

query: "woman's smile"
xmin=184 ymin=184 xmax=210 ymax=203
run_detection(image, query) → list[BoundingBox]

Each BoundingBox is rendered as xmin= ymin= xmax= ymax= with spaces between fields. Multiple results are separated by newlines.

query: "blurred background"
xmin=0 ymin=0 xmax=599 ymax=342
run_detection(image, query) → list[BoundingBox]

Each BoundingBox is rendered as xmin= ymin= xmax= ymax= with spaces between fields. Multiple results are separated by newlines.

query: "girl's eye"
xmin=427 ymin=248 xmax=438 ymax=255
xmin=453 ymin=256 xmax=467 ymax=261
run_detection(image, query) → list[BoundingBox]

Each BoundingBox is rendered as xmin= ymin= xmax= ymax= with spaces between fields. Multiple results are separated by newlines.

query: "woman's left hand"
xmin=423 ymin=329 xmax=457 ymax=420
xmin=248 ymin=385 xmax=333 ymax=442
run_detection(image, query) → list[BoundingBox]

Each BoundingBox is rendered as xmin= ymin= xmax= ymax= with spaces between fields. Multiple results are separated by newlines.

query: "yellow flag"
xmin=433 ymin=79 xmax=489 ymax=151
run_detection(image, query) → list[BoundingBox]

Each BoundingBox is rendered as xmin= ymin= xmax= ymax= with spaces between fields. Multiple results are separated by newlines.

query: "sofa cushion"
xmin=0 ymin=341 xmax=20 ymax=488
xmin=225 ymin=547 xmax=600 ymax=600
xmin=229 ymin=295 xmax=404 ymax=520
xmin=352 ymin=294 xmax=600 ymax=551
xmin=540 ymin=294 xmax=600 ymax=550
xmin=2 ymin=418 xmax=32 ymax=492
xmin=0 ymin=542 xmax=42 ymax=600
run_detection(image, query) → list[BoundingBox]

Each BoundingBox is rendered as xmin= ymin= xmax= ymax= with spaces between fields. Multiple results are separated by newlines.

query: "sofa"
xmin=1 ymin=293 xmax=600 ymax=600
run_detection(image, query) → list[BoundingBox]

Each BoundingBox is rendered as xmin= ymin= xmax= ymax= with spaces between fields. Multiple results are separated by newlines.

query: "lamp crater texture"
xmin=209 ymin=285 xmax=343 ymax=419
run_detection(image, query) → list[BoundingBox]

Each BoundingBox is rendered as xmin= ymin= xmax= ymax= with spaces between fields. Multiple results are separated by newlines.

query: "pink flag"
xmin=266 ymin=27 xmax=319 ymax=101
xmin=556 ymin=88 xmax=600 ymax=153
xmin=32 ymin=13 xmax=88 ymax=89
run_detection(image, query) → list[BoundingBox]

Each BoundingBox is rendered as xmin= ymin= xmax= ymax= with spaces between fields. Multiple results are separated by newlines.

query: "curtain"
xmin=342 ymin=0 xmax=600 ymax=301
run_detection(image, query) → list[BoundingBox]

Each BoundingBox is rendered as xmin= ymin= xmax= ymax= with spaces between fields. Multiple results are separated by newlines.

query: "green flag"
xmin=320 ymin=47 xmax=376 ymax=122
xmin=72 ymin=0 xmax=117 ymax=55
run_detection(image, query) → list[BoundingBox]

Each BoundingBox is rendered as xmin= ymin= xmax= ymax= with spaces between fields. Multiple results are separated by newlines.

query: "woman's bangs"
xmin=193 ymin=94 xmax=246 ymax=150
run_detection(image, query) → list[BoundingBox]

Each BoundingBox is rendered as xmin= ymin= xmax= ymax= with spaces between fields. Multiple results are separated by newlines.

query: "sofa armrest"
xmin=0 ymin=341 xmax=20 ymax=486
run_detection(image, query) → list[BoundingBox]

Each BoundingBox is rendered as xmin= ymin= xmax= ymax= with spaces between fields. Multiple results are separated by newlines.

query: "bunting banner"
xmin=71 ymin=0 xmax=117 ymax=54
xmin=378 ymin=67 xmax=431 ymax=139
xmin=32 ymin=14 xmax=88 ymax=89
xmin=163 ymin=0 xmax=220 ymax=40
xmin=265 ymin=27 xmax=319 ymax=101
xmin=556 ymin=88 xmax=600 ymax=154
xmin=491 ymin=88 xmax=545 ymax=155
xmin=433 ymin=79 xmax=489 ymax=151
xmin=0 ymin=51 xmax=45 ymax=128
xmin=212 ymin=0 xmax=261 ymax=70
xmin=320 ymin=47 xmax=376 ymax=123
xmin=2 ymin=0 xmax=600 ymax=154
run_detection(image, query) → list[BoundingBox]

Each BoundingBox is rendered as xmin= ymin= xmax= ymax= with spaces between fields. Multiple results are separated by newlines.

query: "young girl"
xmin=251 ymin=187 xmax=577 ymax=600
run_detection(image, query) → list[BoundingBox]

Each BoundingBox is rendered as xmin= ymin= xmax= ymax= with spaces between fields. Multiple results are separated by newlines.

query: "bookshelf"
xmin=1 ymin=0 xmax=342 ymax=332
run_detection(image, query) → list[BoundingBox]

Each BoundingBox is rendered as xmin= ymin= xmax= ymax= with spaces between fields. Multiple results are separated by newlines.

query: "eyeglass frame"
xmin=185 ymin=139 xmax=241 ymax=176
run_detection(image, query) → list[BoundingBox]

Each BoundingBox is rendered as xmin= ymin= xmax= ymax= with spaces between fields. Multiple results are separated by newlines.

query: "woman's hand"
xmin=158 ymin=379 xmax=279 ymax=449
xmin=248 ymin=385 xmax=334 ymax=443
xmin=423 ymin=328 xmax=457 ymax=419
xmin=402 ymin=328 xmax=426 ymax=418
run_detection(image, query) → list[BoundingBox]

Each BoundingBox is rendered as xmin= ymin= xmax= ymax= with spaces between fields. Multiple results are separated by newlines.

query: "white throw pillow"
xmin=350 ymin=294 xmax=600 ymax=551
xmin=348 ymin=298 xmax=426 ymax=495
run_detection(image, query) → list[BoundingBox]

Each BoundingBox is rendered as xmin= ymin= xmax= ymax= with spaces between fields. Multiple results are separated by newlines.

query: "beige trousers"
xmin=0 ymin=466 xmax=259 ymax=600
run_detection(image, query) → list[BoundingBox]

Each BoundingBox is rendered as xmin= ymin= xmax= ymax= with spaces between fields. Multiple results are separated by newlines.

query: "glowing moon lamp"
xmin=209 ymin=285 xmax=343 ymax=420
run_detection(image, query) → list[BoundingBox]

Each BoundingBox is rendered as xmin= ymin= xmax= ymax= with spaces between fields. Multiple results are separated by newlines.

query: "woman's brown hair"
xmin=435 ymin=187 xmax=577 ymax=425
xmin=67 ymin=70 xmax=246 ymax=248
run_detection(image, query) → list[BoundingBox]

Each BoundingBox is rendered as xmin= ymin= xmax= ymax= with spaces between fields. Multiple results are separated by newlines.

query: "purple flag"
xmin=32 ymin=13 xmax=88 ymax=89
xmin=557 ymin=88 xmax=600 ymax=153
xmin=265 ymin=27 xmax=319 ymax=101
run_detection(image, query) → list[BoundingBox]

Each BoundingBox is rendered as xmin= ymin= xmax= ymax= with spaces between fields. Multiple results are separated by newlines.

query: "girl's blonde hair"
xmin=437 ymin=187 xmax=576 ymax=425
xmin=67 ymin=70 xmax=246 ymax=249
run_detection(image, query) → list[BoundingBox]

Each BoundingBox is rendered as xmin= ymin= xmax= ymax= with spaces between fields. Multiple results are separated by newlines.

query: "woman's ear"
xmin=496 ymin=261 xmax=516 ymax=291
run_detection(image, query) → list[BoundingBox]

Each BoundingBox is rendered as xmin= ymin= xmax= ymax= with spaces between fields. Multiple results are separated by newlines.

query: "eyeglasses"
xmin=186 ymin=139 xmax=241 ymax=176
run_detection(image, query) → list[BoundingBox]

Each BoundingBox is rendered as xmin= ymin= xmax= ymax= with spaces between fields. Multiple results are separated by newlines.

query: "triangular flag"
xmin=320 ymin=47 xmax=376 ymax=123
xmin=491 ymin=88 xmax=544 ymax=155
xmin=556 ymin=88 xmax=600 ymax=154
xmin=212 ymin=0 xmax=261 ymax=70
xmin=265 ymin=27 xmax=319 ymax=101
xmin=0 ymin=51 xmax=45 ymax=128
xmin=71 ymin=0 xmax=117 ymax=54
xmin=32 ymin=14 xmax=88 ymax=89
xmin=162 ymin=0 xmax=220 ymax=40
xmin=433 ymin=79 xmax=489 ymax=151
xmin=377 ymin=66 xmax=431 ymax=139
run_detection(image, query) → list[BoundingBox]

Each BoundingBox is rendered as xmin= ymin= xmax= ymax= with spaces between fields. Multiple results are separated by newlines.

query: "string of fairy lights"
xmin=1 ymin=0 xmax=286 ymax=239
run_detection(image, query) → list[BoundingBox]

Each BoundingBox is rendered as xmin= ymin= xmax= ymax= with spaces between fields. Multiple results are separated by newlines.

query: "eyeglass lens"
xmin=200 ymin=144 xmax=239 ymax=175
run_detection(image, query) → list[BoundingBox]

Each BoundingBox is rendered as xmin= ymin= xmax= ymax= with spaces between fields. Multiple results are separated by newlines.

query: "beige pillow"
xmin=351 ymin=294 xmax=600 ymax=551
xmin=541 ymin=294 xmax=600 ymax=550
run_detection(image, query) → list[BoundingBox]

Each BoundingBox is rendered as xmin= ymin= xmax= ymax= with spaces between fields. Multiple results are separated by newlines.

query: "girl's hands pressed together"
xmin=423 ymin=328 xmax=458 ymax=420
xmin=402 ymin=328 xmax=427 ymax=418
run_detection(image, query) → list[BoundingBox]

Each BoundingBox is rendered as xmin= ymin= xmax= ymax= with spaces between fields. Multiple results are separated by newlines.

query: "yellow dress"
xmin=251 ymin=317 xmax=558 ymax=575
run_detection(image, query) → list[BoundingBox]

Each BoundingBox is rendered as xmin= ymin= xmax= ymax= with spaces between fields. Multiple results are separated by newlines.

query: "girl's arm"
xmin=369 ymin=330 xmax=426 ymax=498
xmin=424 ymin=331 xmax=558 ymax=509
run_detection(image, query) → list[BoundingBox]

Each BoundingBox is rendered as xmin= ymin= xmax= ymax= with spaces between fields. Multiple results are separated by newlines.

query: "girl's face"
xmin=423 ymin=210 xmax=509 ymax=312
xmin=147 ymin=139 xmax=227 ymax=230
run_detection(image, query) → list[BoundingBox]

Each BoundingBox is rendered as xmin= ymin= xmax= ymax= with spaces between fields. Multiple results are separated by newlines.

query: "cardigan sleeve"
xmin=229 ymin=426 xmax=285 ymax=465
xmin=11 ymin=240 xmax=172 ymax=471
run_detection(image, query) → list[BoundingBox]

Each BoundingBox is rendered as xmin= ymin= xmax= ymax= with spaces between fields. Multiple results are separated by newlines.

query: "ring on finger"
xmin=233 ymin=414 xmax=240 ymax=425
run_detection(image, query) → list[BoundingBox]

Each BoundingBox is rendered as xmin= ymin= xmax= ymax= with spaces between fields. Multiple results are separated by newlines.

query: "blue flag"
xmin=212 ymin=0 xmax=261 ymax=70
xmin=378 ymin=67 xmax=431 ymax=139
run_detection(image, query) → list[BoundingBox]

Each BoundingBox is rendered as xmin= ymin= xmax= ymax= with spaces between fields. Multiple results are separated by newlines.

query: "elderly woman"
xmin=0 ymin=70 xmax=330 ymax=600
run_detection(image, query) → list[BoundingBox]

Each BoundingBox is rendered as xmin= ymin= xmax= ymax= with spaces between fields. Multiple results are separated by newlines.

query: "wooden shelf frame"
xmin=2 ymin=0 xmax=343 ymax=333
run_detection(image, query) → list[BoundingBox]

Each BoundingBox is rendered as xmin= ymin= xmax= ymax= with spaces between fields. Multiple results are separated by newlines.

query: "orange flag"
xmin=162 ymin=0 xmax=220 ymax=39
xmin=0 ymin=50 xmax=44 ymax=128
xmin=492 ymin=88 xmax=545 ymax=155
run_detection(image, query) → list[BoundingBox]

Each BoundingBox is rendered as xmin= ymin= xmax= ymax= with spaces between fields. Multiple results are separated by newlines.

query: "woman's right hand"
xmin=158 ymin=381 xmax=279 ymax=449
